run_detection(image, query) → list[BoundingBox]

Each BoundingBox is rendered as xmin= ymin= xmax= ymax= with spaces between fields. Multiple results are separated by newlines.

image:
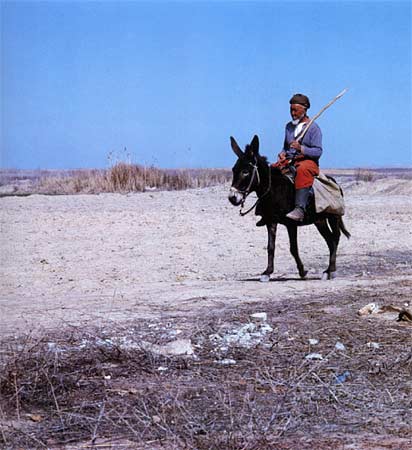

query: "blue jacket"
xmin=283 ymin=121 xmax=323 ymax=163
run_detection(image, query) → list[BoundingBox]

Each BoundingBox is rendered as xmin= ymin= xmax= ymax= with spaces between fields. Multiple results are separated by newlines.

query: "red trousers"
xmin=295 ymin=160 xmax=319 ymax=189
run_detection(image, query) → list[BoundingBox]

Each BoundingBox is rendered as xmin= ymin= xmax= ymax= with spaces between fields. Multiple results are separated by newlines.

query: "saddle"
xmin=272 ymin=157 xmax=296 ymax=183
xmin=272 ymin=158 xmax=345 ymax=216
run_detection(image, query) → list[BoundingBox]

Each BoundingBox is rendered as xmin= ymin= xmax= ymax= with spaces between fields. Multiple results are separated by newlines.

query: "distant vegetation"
xmin=1 ymin=164 xmax=411 ymax=196
xmin=0 ymin=163 xmax=232 ymax=196
xmin=354 ymin=168 xmax=375 ymax=183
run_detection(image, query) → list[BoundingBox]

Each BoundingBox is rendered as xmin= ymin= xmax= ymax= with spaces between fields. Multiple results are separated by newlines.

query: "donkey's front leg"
xmin=260 ymin=223 xmax=277 ymax=282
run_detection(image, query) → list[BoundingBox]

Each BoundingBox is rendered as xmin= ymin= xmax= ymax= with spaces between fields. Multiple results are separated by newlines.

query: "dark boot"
xmin=286 ymin=187 xmax=312 ymax=222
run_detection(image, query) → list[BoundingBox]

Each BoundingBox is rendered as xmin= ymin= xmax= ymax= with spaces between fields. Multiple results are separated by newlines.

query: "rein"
xmin=239 ymin=162 xmax=272 ymax=216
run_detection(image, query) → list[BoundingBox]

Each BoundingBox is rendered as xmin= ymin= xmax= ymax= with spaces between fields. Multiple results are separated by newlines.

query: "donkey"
xmin=228 ymin=135 xmax=350 ymax=281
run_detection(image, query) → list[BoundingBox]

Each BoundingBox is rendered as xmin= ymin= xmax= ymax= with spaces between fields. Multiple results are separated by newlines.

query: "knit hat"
xmin=289 ymin=93 xmax=310 ymax=109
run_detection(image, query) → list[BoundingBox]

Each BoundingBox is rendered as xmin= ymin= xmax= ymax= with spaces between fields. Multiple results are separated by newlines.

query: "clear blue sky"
xmin=1 ymin=0 xmax=411 ymax=169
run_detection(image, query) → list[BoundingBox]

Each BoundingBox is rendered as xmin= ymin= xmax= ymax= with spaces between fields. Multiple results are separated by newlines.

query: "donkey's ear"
xmin=230 ymin=136 xmax=244 ymax=158
xmin=250 ymin=135 xmax=260 ymax=155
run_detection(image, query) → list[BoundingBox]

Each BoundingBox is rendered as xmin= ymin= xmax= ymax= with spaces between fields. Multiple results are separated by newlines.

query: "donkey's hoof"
xmin=260 ymin=274 xmax=270 ymax=283
xmin=300 ymin=270 xmax=308 ymax=279
xmin=321 ymin=271 xmax=336 ymax=281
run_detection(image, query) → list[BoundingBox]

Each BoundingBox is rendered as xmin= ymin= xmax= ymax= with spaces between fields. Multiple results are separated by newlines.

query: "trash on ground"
xmin=27 ymin=414 xmax=44 ymax=422
xmin=335 ymin=341 xmax=346 ymax=351
xmin=305 ymin=353 xmax=323 ymax=360
xmin=250 ymin=312 xmax=267 ymax=322
xmin=209 ymin=321 xmax=273 ymax=350
xmin=215 ymin=358 xmax=237 ymax=365
xmin=334 ymin=370 xmax=351 ymax=384
xmin=358 ymin=303 xmax=380 ymax=315
xmin=366 ymin=342 xmax=380 ymax=349
xmin=397 ymin=308 xmax=412 ymax=322
xmin=139 ymin=338 xmax=195 ymax=357
xmin=358 ymin=304 xmax=412 ymax=323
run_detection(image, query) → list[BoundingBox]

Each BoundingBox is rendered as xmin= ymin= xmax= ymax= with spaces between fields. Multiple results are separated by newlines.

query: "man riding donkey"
xmin=256 ymin=93 xmax=322 ymax=225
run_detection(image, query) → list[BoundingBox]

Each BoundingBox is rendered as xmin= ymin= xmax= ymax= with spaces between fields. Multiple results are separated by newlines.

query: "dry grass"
xmin=1 ymin=289 xmax=411 ymax=449
xmin=2 ymin=166 xmax=411 ymax=197
xmin=0 ymin=164 xmax=231 ymax=196
xmin=355 ymin=168 xmax=375 ymax=183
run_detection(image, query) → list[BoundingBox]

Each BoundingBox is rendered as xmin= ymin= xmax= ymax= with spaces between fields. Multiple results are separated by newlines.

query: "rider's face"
xmin=290 ymin=104 xmax=307 ymax=121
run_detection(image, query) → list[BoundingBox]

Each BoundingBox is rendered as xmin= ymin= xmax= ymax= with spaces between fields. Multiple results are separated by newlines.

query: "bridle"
xmin=237 ymin=159 xmax=272 ymax=216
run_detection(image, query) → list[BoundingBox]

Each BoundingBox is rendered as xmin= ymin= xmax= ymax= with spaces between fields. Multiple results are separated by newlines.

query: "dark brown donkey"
xmin=228 ymin=135 xmax=350 ymax=281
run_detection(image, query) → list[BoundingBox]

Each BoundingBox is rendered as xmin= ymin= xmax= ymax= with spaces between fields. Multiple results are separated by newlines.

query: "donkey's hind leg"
xmin=286 ymin=225 xmax=308 ymax=279
xmin=315 ymin=217 xmax=340 ymax=280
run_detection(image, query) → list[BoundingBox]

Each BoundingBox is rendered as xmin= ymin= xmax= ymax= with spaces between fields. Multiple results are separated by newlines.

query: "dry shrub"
xmin=108 ymin=162 xmax=145 ymax=191
xmin=355 ymin=168 xmax=375 ymax=183
xmin=1 ymin=288 xmax=411 ymax=449
xmin=31 ymin=164 xmax=231 ymax=195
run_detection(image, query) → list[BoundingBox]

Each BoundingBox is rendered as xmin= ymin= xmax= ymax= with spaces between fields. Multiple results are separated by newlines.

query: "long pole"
xmin=296 ymin=88 xmax=348 ymax=142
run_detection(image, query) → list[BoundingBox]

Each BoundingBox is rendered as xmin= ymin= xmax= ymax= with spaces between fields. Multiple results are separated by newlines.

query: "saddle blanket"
xmin=313 ymin=172 xmax=345 ymax=215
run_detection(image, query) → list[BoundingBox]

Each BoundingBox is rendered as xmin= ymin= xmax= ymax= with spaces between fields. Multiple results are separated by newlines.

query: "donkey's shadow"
xmin=241 ymin=276 xmax=320 ymax=282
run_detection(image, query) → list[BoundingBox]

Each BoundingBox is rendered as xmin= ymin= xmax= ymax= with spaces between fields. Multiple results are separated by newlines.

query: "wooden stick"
xmin=296 ymin=88 xmax=348 ymax=142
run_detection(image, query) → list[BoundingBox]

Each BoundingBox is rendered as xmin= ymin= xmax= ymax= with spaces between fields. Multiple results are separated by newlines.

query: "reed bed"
xmin=0 ymin=164 xmax=231 ymax=196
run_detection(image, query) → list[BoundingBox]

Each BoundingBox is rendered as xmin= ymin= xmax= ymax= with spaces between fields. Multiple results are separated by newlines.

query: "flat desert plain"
xmin=1 ymin=174 xmax=411 ymax=448
xmin=1 ymin=176 xmax=411 ymax=335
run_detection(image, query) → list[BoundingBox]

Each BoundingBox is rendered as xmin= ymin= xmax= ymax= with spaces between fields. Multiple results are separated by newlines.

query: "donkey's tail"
xmin=339 ymin=217 xmax=351 ymax=239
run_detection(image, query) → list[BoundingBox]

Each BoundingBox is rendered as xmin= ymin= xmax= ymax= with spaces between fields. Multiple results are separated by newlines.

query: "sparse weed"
xmin=9 ymin=163 xmax=230 ymax=196
xmin=31 ymin=163 xmax=231 ymax=195
xmin=355 ymin=168 xmax=375 ymax=183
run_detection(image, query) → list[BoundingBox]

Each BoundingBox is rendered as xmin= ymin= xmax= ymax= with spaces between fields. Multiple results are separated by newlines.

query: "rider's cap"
xmin=289 ymin=93 xmax=310 ymax=109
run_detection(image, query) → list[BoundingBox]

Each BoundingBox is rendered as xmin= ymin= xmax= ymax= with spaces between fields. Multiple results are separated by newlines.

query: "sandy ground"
xmin=1 ymin=177 xmax=411 ymax=337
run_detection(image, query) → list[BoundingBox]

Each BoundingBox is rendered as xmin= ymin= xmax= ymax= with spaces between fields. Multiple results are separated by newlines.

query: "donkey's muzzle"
xmin=228 ymin=187 xmax=243 ymax=206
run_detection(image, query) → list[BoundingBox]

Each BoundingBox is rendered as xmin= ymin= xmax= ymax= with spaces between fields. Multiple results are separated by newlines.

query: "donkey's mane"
xmin=242 ymin=146 xmax=283 ymax=177
xmin=245 ymin=146 xmax=268 ymax=164
xmin=256 ymin=153 xmax=284 ymax=177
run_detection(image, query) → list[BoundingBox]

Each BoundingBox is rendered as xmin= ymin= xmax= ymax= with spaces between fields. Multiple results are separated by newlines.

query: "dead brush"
xmin=31 ymin=163 xmax=231 ymax=195
xmin=355 ymin=168 xmax=375 ymax=183
xmin=108 ymin=162 xmax=143 ymax=191
xmin=1 ymin=292 xmax=411 ymax=449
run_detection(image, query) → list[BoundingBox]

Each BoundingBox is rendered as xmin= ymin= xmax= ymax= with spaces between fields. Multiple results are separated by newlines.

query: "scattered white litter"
xmin=152 ymin=415 xmax=161 ymax=424
xmin=157 ymin=366 xmax=168 ymax=372
xmin=358 ymin=303 xmax=381 ymax=315
xmin=335 ymin=342 xmax=346 ymax=351
xmin=366 ymin=342 xmax=380 ymax=349
xmin=305 ymin=353 xmax=323 ymax=360
xmin=308 ymin=339 xmax=319 ymax=345
xmin=215 ymin=359 xmax=236 ymax=365
xmin=140 ymin=339 xmax=195 ymax=357
xmin=209 ymin=320 xmax=273 ymax=350
xmin=250 ymin=312 xmax=267 ymax=322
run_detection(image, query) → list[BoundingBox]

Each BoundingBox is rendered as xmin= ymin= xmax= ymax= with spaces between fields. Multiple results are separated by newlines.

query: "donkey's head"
xmin=228 ymin=135 xmax=261 ymax=206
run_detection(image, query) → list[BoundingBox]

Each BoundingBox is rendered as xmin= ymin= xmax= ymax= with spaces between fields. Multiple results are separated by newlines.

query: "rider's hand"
xmin=278 ymin=151 xmax=287 ymax=161
xmin=289 ymin=140 xmax=302 ymax=152
xmin=285 ymin=149 xmax=298 ymax=159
